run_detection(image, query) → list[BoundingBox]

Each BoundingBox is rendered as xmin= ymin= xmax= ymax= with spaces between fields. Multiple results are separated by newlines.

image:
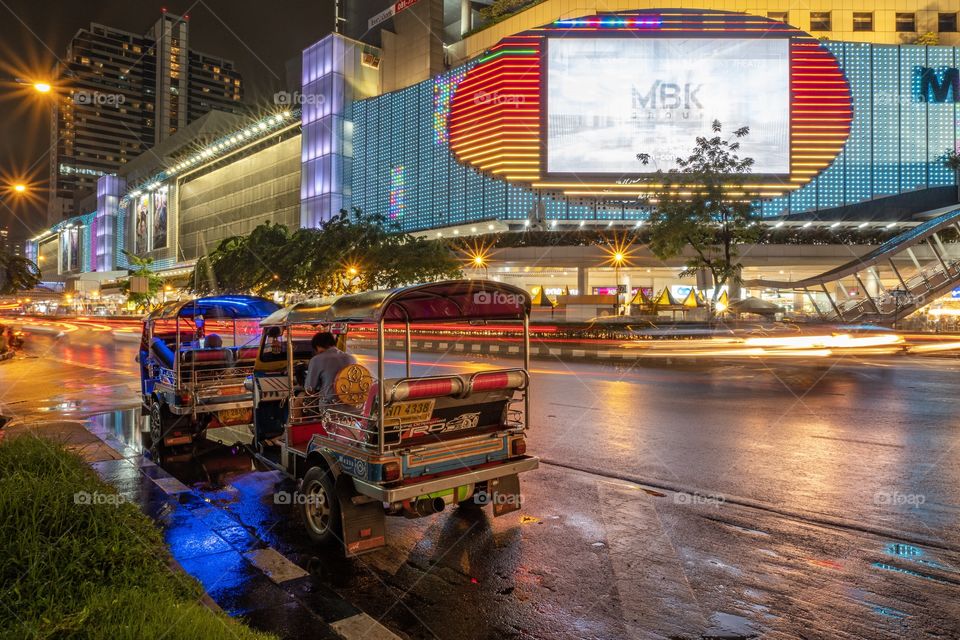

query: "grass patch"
xmin=0 ymin=434 xmax=275 ymax=640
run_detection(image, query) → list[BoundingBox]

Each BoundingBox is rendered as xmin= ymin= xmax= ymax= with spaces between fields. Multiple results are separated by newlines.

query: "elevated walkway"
xmin=744 ymin=207 xmax=960 ymax=324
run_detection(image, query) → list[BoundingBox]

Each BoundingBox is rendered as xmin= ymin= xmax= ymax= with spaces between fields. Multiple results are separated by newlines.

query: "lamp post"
xmin=612 ymin=252 xmax=625 ymax=315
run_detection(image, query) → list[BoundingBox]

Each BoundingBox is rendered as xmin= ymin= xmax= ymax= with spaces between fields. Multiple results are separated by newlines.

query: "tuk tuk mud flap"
xmin=336 ymin=474 xmax=386 ymax=556
xmin=490 ymin=473 xmax=522 ymax=517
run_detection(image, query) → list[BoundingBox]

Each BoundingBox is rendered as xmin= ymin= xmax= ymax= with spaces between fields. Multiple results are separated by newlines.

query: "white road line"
xmin=330 ymin=613 xmax=402 ymax=640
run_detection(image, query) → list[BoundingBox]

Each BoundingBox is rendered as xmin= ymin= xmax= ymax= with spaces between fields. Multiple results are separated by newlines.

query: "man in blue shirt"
xmin=305 ymin=332 xmax=357 ymax=402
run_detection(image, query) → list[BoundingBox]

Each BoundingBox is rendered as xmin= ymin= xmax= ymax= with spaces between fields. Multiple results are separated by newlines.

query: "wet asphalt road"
xmin=2 ymin=327 xmax=960 ymax=638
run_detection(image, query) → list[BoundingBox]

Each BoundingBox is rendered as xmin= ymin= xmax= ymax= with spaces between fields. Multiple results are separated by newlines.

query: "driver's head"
xmin=311 ymin=331 xmax=337 ymax=354
xmin=206 ymin=333 xmax=223 ymax=348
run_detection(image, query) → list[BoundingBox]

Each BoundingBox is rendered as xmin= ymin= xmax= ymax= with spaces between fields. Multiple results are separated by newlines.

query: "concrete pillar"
xmin=865 ymin=270 xmax=881 ymax=297
xmin=460 ymin=0 xmax=472 ymax=36
xmin=728 ymin=280 xmax=742 ymax=301
xmin=577 ymin=267 xmax=588 ymax=296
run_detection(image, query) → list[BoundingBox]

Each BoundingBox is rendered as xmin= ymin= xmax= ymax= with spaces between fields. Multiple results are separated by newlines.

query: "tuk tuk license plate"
xmin=383 ymin=399 xmax=435 ymax=424
xmin=218 ymin=408 xmax=253 ymax=426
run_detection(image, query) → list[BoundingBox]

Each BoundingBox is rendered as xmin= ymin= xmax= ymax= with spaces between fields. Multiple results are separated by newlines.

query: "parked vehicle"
xmin=248 ymin=280 xmax=539 ymax=556
xmin=138 ymin=295 xmax=280 ymax=452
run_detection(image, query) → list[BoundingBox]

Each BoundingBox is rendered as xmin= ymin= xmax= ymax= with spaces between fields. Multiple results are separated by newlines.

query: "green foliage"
xmin=119 ymin=251 xmax=165 ymax=312
xmin=464 ymin=0 xmax=545 ymax=37
xmin=915 ymin=31 xmax=940 ymax=46
xmin=0 ymin=434 xmax=275 ymax=640
xmin=637 ymin=120 xmax=764 ymax=305
xmin=192 ymin=209 xmax=462 ymax=297
xmin=0 ymin=249 xmax=41 ymax=295
xmin=942 ymin=149 xmax=960 ymax=172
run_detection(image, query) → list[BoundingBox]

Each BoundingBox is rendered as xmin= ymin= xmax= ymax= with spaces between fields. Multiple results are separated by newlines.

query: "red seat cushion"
xmin=235 ymin=347 xmax=259 ymax=361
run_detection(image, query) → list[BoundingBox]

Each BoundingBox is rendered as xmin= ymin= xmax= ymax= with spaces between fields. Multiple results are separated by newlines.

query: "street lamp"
xmin=612 ymin=252 xmax=625 ymax=315
xmin=13 ymin=184 xmax=26 ymax=193
xmin=472 ymin=254 xmax=489 ymax=278
xmin=33 ymin=82 xmax=51 ymax=94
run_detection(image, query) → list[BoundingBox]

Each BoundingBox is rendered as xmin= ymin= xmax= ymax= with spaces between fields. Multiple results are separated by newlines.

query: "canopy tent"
xmin=531 ymin=285 xmax=557 ymax=308
xmin=629 ymin=288 xmax=653 ymax=307
xmin=651 ymin=288 xmax=682 ymax=310
xmin=728 ymin=296 xmax=782 ymax=317
xmin=681 ymin=289 xmax=700 ymax=309
xmin=716 ymin=290 xmax=730 ymax=310
xmin=261 ymin=280 xmax=532 ymax=326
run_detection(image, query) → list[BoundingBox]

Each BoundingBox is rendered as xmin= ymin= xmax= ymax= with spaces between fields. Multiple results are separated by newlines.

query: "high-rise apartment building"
xmin=48 ymin=11 xmax=243 ymax=224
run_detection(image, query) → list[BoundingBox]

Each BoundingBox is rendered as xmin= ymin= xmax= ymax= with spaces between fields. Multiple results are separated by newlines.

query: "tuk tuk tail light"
xmin=383 ymin=461 xmax=401 ymax=482
xmin=511 ymin=438 xmax=526 ymax=457
xmin=178 ymin=391 xmax=192 ymax=404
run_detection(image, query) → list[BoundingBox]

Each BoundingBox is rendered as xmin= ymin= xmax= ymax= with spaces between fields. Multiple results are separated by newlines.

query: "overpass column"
xmin=577 ymin=267 xmax=588 ymax=296
xmin=460 ymin=0 xmax=472 ymax=35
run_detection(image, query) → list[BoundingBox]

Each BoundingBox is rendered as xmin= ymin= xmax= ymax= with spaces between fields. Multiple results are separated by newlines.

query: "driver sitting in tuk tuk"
xmin=305 ymin=331 xmax=357 ymax=403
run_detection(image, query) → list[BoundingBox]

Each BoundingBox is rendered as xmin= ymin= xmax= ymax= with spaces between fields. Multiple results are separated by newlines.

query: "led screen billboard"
xmin=545 ymin=37 xmax=791 ymax=176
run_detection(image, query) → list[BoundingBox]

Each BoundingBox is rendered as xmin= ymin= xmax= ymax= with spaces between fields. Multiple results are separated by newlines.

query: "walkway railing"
xmin=744 ymin=208 xmax=960 ymax=325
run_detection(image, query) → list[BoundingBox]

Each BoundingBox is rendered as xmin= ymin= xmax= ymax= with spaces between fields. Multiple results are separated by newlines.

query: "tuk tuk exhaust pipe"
xmin=406 ymin=497 xmax=446 ymax=518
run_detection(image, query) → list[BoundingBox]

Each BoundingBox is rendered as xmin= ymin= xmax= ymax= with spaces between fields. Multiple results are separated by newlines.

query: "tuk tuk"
xmin=139 ymin=295 xmax=280 ymax=451
xmin=249 ymin=280 xmax=539 ymax=556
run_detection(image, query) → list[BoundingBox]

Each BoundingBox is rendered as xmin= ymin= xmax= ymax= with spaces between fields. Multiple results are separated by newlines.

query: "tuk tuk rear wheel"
xmin=149 ymin=401 xmax=189 ymax=452
xmin=299 ymin=466 xmax=341 ymax=545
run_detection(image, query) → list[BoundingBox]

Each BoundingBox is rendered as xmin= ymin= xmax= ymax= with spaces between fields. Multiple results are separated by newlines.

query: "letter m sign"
xmin=919 ymin=67 xmax=960 ymax=102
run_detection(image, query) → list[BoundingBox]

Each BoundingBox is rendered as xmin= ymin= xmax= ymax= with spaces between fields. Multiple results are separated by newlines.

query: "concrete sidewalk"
xmin=1 ymin=418 xmax=401 ymax=640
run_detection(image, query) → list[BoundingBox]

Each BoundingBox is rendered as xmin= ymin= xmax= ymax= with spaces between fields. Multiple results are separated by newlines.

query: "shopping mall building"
xmin=25 ymin=0 xmax=960 ymax=318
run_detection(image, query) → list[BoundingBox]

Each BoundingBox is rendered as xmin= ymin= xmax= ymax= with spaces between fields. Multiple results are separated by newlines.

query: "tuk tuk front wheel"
xmin=299 ymin=466 xmax=341 ymax=545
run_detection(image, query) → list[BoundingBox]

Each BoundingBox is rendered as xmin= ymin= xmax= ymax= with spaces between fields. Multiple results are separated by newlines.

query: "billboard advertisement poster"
xmin=134 ymin=194 xmax=150 ymax=255
xmin=546 ymin=37 xmax=790 ymax=176
xmin=59 ymin=232 xmax=69 ymax=273
xmin=152 ymin=188 xmax=168 ymax=251
xmin=69 ymin=227 xmax=80 ymax=271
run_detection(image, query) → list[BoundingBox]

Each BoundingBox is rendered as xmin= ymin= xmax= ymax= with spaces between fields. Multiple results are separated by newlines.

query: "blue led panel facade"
xmin=349 ymin=42 xmax=960 ymax=232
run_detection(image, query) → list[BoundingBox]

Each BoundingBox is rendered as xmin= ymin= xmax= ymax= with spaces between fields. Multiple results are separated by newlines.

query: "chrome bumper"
xmin=352 ymin=456 xmax=539 ymax=503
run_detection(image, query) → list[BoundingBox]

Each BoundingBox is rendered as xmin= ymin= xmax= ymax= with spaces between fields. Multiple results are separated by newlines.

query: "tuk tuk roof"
xmin=145 ymin=295 xmax=280 ymax=322
xmin=260 ymin=280 xmax=531 ymax=326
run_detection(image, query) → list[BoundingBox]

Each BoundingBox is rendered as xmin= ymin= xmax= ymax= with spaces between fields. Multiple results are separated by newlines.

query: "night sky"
xmin=0 ymin=0 xmax=336 ymax=242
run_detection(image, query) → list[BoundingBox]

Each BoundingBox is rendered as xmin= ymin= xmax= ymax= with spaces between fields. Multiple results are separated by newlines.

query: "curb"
xmin=81 ymin=420 xmax=402 ymax=640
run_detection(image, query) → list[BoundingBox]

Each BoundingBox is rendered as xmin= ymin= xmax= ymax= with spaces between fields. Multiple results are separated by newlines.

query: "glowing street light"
xmin=33 ymin=82 xmax=51 ymax=94
xmin=602 ymin=235 xmax=635 ymax=316
xmin=13 ymin=184 xmax=26 ymax=193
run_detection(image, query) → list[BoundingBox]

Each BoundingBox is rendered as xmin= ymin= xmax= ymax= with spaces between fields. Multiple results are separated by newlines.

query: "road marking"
xmin=597 ymin=481 xmax=708 ymax=639
xmin=330 ymin=613 xmax=402 ymax=640
xmin=243 ymin=548 xmax=309 ymax=583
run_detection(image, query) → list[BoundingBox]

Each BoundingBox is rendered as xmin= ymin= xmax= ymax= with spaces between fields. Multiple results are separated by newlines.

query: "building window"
xmin=810 ymin=11 xmax=831 ymax=31
xmin=896 ymin=13 xmax=916 ymax=32
xmin=767 ymin=11 xmax=788 ymax=23
xmin=940 ymin=12 xmax=958 ymax=31
xmin=852 ymin=12 xmax=873 ymax=31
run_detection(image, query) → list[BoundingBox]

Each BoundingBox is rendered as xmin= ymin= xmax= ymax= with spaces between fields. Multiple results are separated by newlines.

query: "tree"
xmin=0 ymin=249 xmax=40 ymax=295
xmin=915 ymin=31 xmax=939 ymax=46
xmin=191 ymin=209 xmax=462 ymax=297
xmin=943 ymin=149 xmax=960 ymax=202
xmin=120 ymin=251 xmax=164 ymax=311
xmin=637 ymin=120 xmax=764 ymax=312
xmin=192 ymin=222 xmax=292 ymax=295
